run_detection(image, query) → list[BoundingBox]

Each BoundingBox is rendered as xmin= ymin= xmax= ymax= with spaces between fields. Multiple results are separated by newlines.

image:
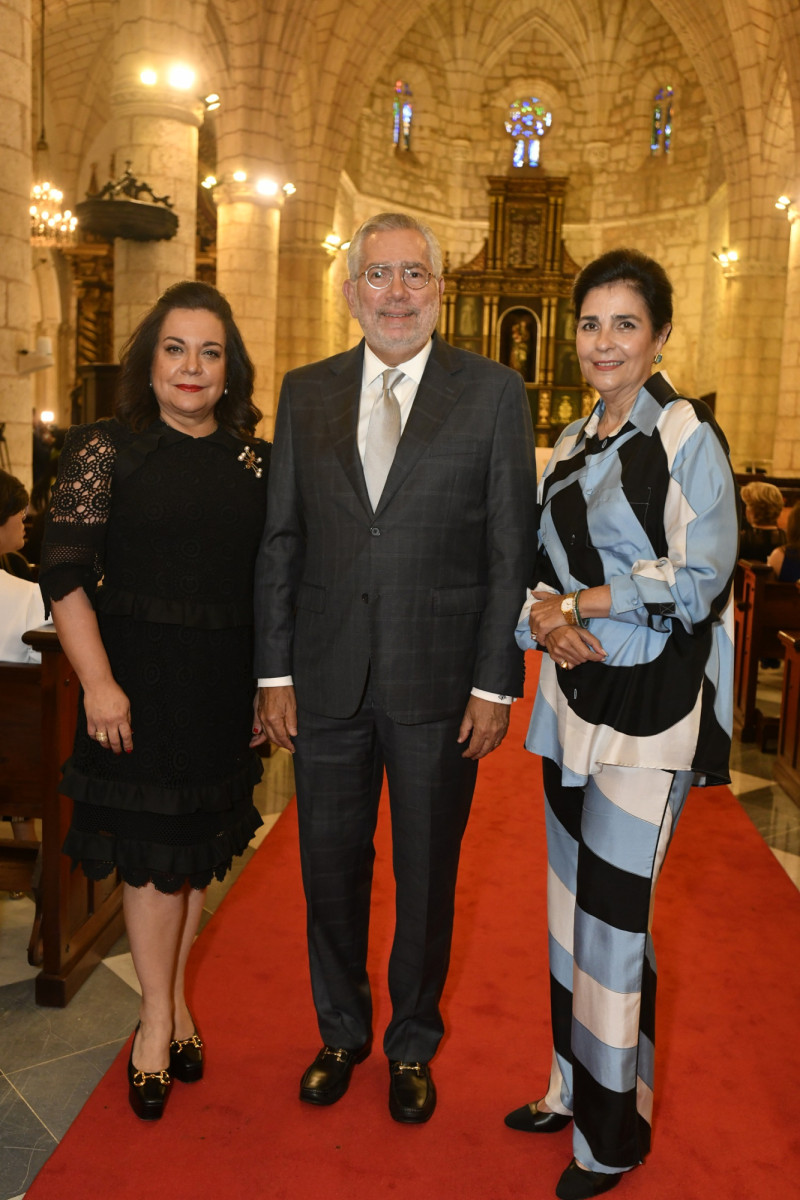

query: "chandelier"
xmin=30 ymin=0 xmax=76 ymax=246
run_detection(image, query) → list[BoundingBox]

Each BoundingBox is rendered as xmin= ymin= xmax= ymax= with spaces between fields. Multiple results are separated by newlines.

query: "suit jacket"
xmin=254 ymin=333 xmax=537 ymax=723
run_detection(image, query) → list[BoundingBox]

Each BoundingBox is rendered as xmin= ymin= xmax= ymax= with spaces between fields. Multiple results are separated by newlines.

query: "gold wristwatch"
xmin=560 ymin=593 xmax=578 ymax=626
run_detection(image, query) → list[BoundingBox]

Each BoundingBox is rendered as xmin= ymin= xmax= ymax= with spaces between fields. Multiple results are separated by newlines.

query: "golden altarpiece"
xmin=441 ymin=175 xmax=593 ymax=446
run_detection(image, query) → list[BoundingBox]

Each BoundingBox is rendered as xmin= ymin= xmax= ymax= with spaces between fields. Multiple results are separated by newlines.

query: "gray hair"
xmin=346 ymin=212 xmax=444 ymax=280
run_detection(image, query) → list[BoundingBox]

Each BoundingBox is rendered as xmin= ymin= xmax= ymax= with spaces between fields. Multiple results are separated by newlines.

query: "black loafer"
xmin=505 ymin=1100 xmax=572 ymax=1133
xmin=128 ymin=1026 xmax=171 ymax=1121
xmin=555 ymin=1159 xmax=624 ymax=1199
xmin=169 ymin=1031 xmax=204 ymax=1083
xmin=388 ymin=1060 xmax=436 ymax=1124
xmin=299 ymin=1043 xmax=371 ymax=1105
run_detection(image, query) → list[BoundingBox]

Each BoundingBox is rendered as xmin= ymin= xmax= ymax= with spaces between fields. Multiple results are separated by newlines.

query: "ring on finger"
xmin=95 ymin=731 xmax=108 ymax=742
xmin=559 ymin=659 xmax=569 ymax=669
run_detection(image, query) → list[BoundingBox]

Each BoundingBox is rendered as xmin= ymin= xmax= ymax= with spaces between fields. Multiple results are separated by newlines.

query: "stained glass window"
xmin=505 ymin=97 xmax=552 ymax=168
xmin=393 ymin=81 xmax=413 ymax=150
xmin=651 ymin=86 xmax=673 ymax=155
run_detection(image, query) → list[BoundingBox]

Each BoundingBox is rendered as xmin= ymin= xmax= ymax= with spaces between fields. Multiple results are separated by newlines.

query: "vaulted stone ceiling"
xmin=36 ymin=0 xmax=799 ymax=215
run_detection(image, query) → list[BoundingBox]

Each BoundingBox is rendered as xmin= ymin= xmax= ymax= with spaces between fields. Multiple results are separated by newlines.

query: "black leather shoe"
xmin=388 ymin=1060 xmax=436 ymax=1124
xmin=128 ymin=1025 xmax=171 ymax=1120
xmin=299 ymin=1043 xmax=371 ymax=1105
xmin=169 ymin=1030 xmax=204 ymax=1083
xmin=505 ymin=1100 xmax=572 ymax=1133
xmin=555 ymin=1159 xmax=624 ymax=1199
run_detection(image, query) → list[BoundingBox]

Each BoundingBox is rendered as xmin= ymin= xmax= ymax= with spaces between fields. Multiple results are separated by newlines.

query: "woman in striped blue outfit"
xmin=507 ymin=250 xmax=739 ymax=1199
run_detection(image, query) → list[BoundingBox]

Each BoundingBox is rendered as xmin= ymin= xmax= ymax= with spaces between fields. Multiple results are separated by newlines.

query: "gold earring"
xmin=653 ymin=353 xmax=663 ymax=364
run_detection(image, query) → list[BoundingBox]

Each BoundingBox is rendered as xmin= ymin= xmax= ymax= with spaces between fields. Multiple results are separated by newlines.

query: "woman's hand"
xmin=529 ymin=589 xmax=608 ymax=668
xmin=543 ymin=626 xmax=606 ymax=669
xmin=250 ymin=692 xmax=269 ymax=748
xmin=84 ymin=680 xmax=133 ymax=754
xmin=529 ymin=590 xmax=573 ymax=642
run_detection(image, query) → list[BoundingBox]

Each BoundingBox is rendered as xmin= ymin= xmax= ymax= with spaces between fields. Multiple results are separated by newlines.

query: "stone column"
xmin=712 ymin=256 xmax=788 ymax=471
xmin=276 ymin=239 xmax=345 ymax=388
xmin=111 ymin=90 xmax=202 ymax=355
xmin=773 ymin=202 xmax=800 ymax=475
xmin=0 ymin=0 xmax=32 ymax=480
xmin=214 ymin=179 xmax=284 ymax=436
xmin=110 ymin=1 xmax=204 ymax=354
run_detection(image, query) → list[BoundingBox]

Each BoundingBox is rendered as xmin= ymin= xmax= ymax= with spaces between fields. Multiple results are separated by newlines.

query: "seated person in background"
xmin=768 ymin=501 xmax=800 ymax=581
xmin=739 ymin=480 xmax=786 ymax=560
xmin=0 ymin=469 xmax=47 ymax=662
xmin=0 ymin=469 xmax=48 ymax=852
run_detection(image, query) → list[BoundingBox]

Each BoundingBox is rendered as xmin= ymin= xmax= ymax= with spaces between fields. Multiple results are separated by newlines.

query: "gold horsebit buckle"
xmin=170 ymin=1033 xmax=204 ymax=1055
xmin=131 ymin=1068 xmax=171 ymax=1087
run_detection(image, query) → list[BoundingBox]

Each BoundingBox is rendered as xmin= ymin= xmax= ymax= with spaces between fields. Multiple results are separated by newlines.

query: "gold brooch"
xmin=237 ymin=445 xmax=263 ymax=477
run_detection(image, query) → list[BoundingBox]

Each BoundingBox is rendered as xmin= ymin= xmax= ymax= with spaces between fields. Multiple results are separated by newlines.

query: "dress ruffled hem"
xmin=62 ymin=803 xmax=264 ymax=894
xmin=95 ymin=585 xmax=253 ymax=630
xmin=59 ymin=754 xmax=263 ymax=815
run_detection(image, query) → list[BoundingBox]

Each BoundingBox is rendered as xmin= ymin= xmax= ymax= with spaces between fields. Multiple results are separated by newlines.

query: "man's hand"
xmin=457 ymin=695 xmax=510 ymax=760
xmin=257 ymin=684 xmax=298 ymax=753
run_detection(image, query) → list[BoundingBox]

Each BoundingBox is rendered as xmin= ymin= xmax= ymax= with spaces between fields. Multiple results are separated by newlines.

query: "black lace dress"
xmin=39 ymin=418 xmax=269 ymax=893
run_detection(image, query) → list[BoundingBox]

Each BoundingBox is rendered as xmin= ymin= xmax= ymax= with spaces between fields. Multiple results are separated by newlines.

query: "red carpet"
xmin=27 ymin=680 xmax=800 ymax=1199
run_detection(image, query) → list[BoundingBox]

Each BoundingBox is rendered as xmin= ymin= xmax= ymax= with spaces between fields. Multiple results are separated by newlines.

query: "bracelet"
xmin=574 ymin=590 xmax=589 ymax=629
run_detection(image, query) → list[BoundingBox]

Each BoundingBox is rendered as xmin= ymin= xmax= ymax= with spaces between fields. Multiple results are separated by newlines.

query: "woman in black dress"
xmin=40 ymin=281 xmax=269 ymax=1120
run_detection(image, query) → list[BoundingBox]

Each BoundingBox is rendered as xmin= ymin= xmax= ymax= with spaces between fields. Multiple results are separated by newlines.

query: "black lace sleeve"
xmin=39 ymin=422 xmax=118 ymax=614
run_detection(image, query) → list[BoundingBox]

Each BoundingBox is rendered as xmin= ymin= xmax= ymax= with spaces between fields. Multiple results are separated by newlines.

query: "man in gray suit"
xmin=255 ymin=212 xmax=536 ymax=1123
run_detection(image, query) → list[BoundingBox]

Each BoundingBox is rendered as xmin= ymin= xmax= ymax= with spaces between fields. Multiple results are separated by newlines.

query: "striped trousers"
xmin=541 ymin=757 xmax=693 ymax=1175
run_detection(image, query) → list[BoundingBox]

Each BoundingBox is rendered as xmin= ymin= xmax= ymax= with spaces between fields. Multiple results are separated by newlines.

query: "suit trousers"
xmin=292 ymin=688 xmax=478 ymax=1062
xmin=541 ymin=756 xmax=692 ymax=1175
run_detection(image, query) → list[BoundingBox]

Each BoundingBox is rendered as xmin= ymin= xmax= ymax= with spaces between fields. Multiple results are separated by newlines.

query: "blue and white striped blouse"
xmin=516 ymin=371 xmax=739 ymax=787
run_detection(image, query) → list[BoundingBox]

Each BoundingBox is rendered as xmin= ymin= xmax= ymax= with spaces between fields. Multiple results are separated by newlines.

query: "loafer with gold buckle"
xmin=128 ymin=1026 xmax=171 ymax=1120
xmin=299 ymin=1043 xmax=371 ymax=1105
xmin=169 ymin=1031 xmax=204 ymax=1083
xmin=388 ymin=1060 xmax=436 ymax=1124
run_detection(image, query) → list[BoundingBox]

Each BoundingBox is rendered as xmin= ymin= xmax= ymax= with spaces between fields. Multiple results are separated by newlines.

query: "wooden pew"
xmin=0 ymin=661 xmax=45 ymax=896
xmin=775 ymin=629 xmax=800 ymax=807
xmin=732 ymin=562 xmax=800 ymax=743
xmin=0 ymin=629 xmax=124 ymax=1005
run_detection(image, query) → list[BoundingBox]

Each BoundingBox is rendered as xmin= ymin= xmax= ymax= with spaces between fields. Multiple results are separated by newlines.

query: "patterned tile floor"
xmin=1 ymin=717 xmax=798 ymax=1200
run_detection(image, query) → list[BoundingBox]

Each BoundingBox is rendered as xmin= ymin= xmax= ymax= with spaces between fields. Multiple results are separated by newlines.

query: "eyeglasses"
xmin=361 ymin=265 xmax=433 ymax=290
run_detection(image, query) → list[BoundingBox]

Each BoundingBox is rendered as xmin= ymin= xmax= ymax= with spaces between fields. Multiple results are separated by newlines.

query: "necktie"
xmin=364 ymin=368 xmax=403 ymax=508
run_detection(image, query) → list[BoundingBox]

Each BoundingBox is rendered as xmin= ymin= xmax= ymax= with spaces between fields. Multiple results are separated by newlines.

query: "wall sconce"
xmin=138 ymin=64 xmax=196 ymax=91
xmin=711 ymin=247 xmax=739 ymax=268
xmin=207 ymin=173 xmax=297 ymax=204
xmin=204 ymin=93 xmax=220 ymax=112
xmin=17 ymin=337 xmax=54 ymax=376
xmin=776 ymin=195 xmax=793 ymax=214
xmin=323 ymin=233 xmax=348 ymax=257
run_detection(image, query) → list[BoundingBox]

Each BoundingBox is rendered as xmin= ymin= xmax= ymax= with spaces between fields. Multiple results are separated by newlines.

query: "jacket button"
xmin=369 ymin=526 xmax=381 ymax=536
xmin=361 ymin=593 xmax=369 ymax=603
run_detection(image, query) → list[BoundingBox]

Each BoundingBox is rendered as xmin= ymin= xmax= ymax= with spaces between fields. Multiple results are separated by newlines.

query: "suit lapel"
xmin=374 ymin=336 xmax=464 ymax=513
xmin=322 ymin=343 xmax=373 ymax=511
